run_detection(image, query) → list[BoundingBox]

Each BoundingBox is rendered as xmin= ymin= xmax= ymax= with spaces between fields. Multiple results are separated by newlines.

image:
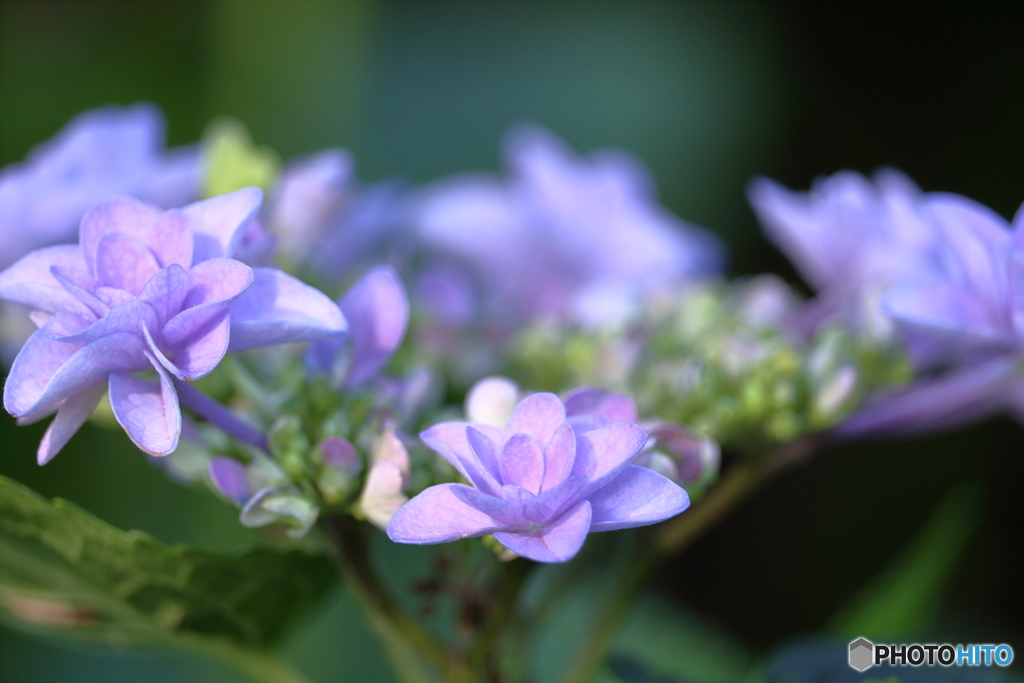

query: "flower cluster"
xmin=0 ymin=103 xmax=1021 ymax=569
xmin=0 ymin=188 xmax=344 ymax=462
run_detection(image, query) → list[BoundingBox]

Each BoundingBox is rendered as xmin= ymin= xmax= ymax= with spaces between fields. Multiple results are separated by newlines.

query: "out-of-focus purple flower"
xmin=414 ymin=262 xmax=477 ymax=328
xmin=749 ymin=170 xmax=937 ymax=336
xmin=840 ymin=196 xmax=1024 ymax=437
xmin=268 ymin=149 xmax=407 ymax=279
xmin=0 ymin=103 xmax=200 ymax=270
xmin=387 ymin=392 xmax=689 ymax=563
xmin=0 ymin=188 xmax=346 ymax=463
xmin=883 ymin=196 xmax=1024 ymax=365
xmin=306 ymin=266 xmax=409 ymax=387
xmin=416 ymin=125 xmax=724 ymax=328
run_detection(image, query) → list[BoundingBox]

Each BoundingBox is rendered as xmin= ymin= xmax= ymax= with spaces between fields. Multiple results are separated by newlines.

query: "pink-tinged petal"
xmin=420 ymin=421 xmax=504 ymax=494
xmin=588 ymin=466 xmax=689 ymax=532
xmin=466 ymin=426 xmax=501 ymax=481
xmin=139 ymin=264 xmax=190 ymax=325
xmin=4 ymin=316 xmax=85 ymax=416
xmin=360 ymin=461 xmax=408 ymax=530
xmin=94 ymin=286 xmax=135 ymax=309
xmin=563 ymin=387 xmax=638 ymax=423
xmin=182 ymin=258 xmax=253 ymax=307
xmin=36 ymin=383 xmax=107 ymax=465
xmin=95 ymin=232 xmax=160 ymax=295
xmin=0 ymin=245 xmax=91 ymax=315
xmin=53 ymin=300 xmax=158 ymax=345
xmin=502 ymin=392 xmax=566 ymax=447
xmin=837 ymin=358 xmax=1016 ymax=438
xmin=571 ymin=422 xmax=648 ymax=494
xmin=185 ymin=187 xmax=263 ymax=263
xmin=386 ymin=483 xmax=512 ymax=544
xmin=166 ymin=312 xmax=229 ymax=380
xmin=79 ymin=196 xmax=162 ymax=276
xmin=499 ymin=433 xmax=544 ymax=494
xmin=108 ymin=357 xmax=181 ymax=456
xmin=149 ymin=210 xmax=193 ymax=269
xmin=495 ymin=499 xmax=592 ymax=563
xmin=339 ymin=266 xmax=409 ymax=386
xmin=541 ymin=422 xmax=576 ymax=491
xmin=228 ymin=268 xmax=346 ymax=352
xmin=7 ymin=330 xmax=148 ymax=417
xmin=208 ymin=457 xmax=251 ymax=505
xmin=525 ymin=475 xmax=586 ymax=525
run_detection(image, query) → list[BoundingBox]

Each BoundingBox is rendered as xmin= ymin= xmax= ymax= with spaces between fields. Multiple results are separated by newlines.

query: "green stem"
xmin=560 ymin=432 xmax=831 ymax=683
xmin=319 ymin=515 xmax=451 ymax=681
xmin=467 ymin=558 xmax=532 ymax=676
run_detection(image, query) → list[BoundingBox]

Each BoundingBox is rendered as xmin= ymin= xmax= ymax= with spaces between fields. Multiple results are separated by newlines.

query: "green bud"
xmin=268 ymin=414 xmax=310 ymax=460
xmin=765 ymin=411 xmax=801 ymax=443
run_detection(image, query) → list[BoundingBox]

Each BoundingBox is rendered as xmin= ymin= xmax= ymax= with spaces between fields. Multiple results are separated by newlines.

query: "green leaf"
xmin=0 ymin=473 xmax=335 ymax=650
xmin=829 ymin=483 xmax=982 ymax=639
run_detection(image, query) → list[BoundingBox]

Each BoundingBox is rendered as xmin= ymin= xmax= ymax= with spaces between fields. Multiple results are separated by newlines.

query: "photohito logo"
xmin=849 ymin=638 xmax=1014 ymax=671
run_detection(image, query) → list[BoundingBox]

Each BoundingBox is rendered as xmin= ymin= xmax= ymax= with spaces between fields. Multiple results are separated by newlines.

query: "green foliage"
xmin=202 ymin=118 xmax=281 ymax=198
xmin=830 ymin=484 xmax=982 ymax=639
xmin=0 ymin=474 xmax=335 ymax=650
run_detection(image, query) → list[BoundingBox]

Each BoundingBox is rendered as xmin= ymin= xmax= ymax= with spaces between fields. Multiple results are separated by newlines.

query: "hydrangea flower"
xmin=748 ymin=170 xmax=937 ymax=336
xmin=306 ymin=266 xmax=409 ymax=388
xmin=0 ymin=187 xmax=346 ymax=463
xmin=387 ymin=392 xmax=689 ymax=563
xmin=840 ymin=195 xmax=1024 ymax=436
xmin=416 ymin=125 xmax=723 ymax=328
xmin=269 ymin=149 xmax=406 ymax=280
xmin=0 ymin=103 xmax=200 ymax=270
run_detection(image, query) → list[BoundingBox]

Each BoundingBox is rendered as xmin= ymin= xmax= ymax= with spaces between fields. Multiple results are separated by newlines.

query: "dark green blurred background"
xmin=1 ymin=1 xmax=1021 ymax=681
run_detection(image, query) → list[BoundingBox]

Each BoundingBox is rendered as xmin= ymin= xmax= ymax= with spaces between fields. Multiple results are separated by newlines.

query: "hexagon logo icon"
xmin=849 ymin=637 xmax=874 ymax=672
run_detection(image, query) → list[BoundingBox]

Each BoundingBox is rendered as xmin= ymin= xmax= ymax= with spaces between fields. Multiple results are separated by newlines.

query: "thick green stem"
xmin=467 ymin=558 xmax=532 ymax=676
xmin=319 ymin=515 xmax=451 ymax=680
xmin=560 ymin=432 xmax=831 ymax=683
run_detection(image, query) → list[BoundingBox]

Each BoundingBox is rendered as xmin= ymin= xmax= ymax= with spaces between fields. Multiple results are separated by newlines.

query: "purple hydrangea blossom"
xmin=416 ymin=125 xmax=723 ymax=328
xmin=0 ymin=103 xmax=200 ymax=270
xmin=269 ymin=149 xmax=407 ymax=279
xmin=0 ymin=188 xmax=346 ymax=463
xmin=840 ymin=196 xmax=1024 ymax=436
xmin=387 ymin=392 xmax=689 ymax=563
xmin=748 ymin=170 xmax=937 ymax=336
xmin=306 ymin=266 xmax=409 ymax=388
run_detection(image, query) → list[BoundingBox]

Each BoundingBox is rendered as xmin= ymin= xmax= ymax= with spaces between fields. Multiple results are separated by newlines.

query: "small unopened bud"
xmin=812 ymin=365 xmax=858 ymax=425
xmin=240 ymin=486 xmax=320 ymax=539
xmin=358 ymin=425 xmax=412 ymax=529
xmin=641 ymin=423 xmax=720 ymax=485
xmin=318 ymin=436 xmax=362 ymax=476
